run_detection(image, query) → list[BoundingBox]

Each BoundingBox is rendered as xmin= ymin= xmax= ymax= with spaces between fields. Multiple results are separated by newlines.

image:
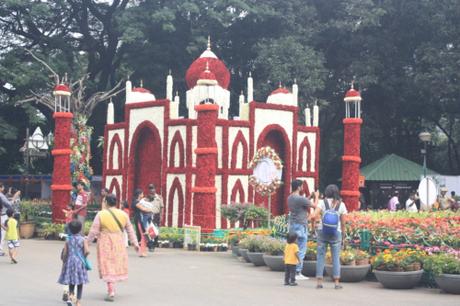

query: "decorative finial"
xmin=64 ymin=72 xmax=68 ymax=83
xmin=140 ymin=79 xmax=144 ymax=87
xmin=240 ymin=90 xmax=244 ymax=95
xmin=314 ymin=99 xmax=318 ymax=106
xmin=278 ymin=81 xmax=282 ymax=88
xmin=249 ymin=71 xmax=252 ymax=77
xmin=207 ymin=35 xmax=211 ymax=50
xmin=109 ymin=97 xmax=113 ymax=103
xmin=127 ymin=74 xmax=130 ymax=80
xmin=168 ymin=69 xmax=172 ymax=75
xmin=176 ymin=91 xmax=179 ymax=96
xmin=294 ymin=78 xmax=297 ymax=84
xmin=351 ymin=79 xmax=355 ymax=89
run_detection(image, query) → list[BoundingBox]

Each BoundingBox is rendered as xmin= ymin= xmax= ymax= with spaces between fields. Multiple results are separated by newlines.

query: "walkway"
xmin=0 ymin=240 xmax=458 ymax=306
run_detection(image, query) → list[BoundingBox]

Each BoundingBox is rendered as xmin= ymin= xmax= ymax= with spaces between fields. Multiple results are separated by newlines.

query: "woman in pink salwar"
xmin=87 ymin=194 xmax=139 ymax=302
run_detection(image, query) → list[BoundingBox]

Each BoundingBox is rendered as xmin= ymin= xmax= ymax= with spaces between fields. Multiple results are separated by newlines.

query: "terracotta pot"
xmin=19 ymin=221 xmax=36 ymax=239
xmin=374 ymin=270 xmax=423 ymax=289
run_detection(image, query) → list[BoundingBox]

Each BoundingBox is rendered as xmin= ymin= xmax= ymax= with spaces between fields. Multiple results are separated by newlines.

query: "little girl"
xmin=284 ymin=232 xmax=300 ymax=286
xmin=58 ymin=220 xmax=89 ymax=306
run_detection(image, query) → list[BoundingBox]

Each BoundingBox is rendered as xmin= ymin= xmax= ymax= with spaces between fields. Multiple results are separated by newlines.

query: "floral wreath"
xmin=249 ymin=146 xmax=283 ymax=196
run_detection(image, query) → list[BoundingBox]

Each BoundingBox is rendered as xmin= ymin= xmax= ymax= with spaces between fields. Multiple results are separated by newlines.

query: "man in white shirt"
xmin=405 ymin=193 xmax=418 ymax=212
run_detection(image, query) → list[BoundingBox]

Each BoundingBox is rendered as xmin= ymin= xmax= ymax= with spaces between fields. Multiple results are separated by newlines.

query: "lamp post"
xmin=419 ymin=131 xmax=432 ymax=209
xmin=419 ymin=132 xmax=432 ymax=177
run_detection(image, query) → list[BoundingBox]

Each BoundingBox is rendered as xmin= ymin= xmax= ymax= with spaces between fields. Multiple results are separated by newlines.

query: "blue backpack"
xmin=322 ymin=200 xmax=340 ymax=235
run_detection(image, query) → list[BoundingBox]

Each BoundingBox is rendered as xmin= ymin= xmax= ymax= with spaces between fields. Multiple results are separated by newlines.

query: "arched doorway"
xmin=129 ymin=122 xmax=162 ymax=200
xmin=256 ymin=125 xmax=290 ymax=216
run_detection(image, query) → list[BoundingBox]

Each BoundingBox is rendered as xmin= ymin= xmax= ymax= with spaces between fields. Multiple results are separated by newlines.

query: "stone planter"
xmin=302 ymin=260 xmax=318 ymax=277
xmin=19 ymin=221 xmax=36 ymax=239
xmin=263 ymin=255 xmax=284 ymax=271
xmin=247 ymin=252 xmax=266 ymax=266
xmin=232 ymin=245 xmax=240 ymax=257
xmin=374 ymin=270 xmax=423 ymax=289
xmin=239 ymin=248 xmax=251 ymax=263
xmin=434 ymin=274 xmax=460 ymax=294
xmin=325 ymin=264 xmax=371 ymax=282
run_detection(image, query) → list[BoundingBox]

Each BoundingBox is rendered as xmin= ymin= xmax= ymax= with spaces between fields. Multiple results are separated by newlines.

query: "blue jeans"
xmin=316 ymin=230 xmax=342 ymax=279
xmin=289 ymin=223 xmax=308 ymax=273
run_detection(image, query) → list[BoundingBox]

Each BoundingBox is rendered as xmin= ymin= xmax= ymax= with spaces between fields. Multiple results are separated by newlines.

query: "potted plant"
xmin=355 ymin=249 xmax=371 ymax=265
xmin=371 ymin=249 xmax=426 ymax=289
xmin=238 ymin=237 xmax=252 ymax=263
xmin=229 ymin=234 xmax=240 ymax=256
xmin=302 ymin=241 xmax=318 ymax=277
xmin=262 ymin=237 xmax=286 ymax=271
xmin=325 ymin=249 xmax=371 ymax=282
xmin=424 ymin=253 xmax=460 ymax=294
xmin=247 ymin=235 xmax=267 ymax=266
xmin=19 ymin=202 xmax=38 ymax=239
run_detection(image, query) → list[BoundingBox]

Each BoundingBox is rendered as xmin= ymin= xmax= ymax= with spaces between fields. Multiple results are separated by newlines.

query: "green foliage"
xmin=221 ymin=203 xmax=269 ymax=229
xmin=424 ymin=254 xmax=460 ymax=276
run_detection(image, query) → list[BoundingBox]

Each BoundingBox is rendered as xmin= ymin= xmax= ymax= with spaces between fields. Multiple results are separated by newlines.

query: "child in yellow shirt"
xmin=284 ymin=232 xmax=300 ymax=286
xmin=1 ymin=209 xmax=19 ymax=264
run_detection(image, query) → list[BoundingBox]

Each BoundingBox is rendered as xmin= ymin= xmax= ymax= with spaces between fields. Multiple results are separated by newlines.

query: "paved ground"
xmin=0 ymin=240 xmax=458 ymax=306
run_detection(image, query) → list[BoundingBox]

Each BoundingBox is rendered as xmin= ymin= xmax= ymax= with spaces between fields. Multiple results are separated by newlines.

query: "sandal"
xmin=316 ymin=284 xmax=323 ymax=289
xmin=334 ymin=284 xmax=343 ymax=289
xmin=104 ymin=294 xmax=115 ymax=302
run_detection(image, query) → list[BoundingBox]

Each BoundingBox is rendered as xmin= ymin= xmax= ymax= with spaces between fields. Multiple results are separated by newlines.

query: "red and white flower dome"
xmin=126 ymin=81 xmax=156 ymax=104
xmin=197 ymin=62 xmax=218 ymax=86
xmin=185 ymin=41 xmax=230 ymax=90
xmin=267 ymin=86 xmax=295 ymax=105
xmin=53 ymin=84 xmax=71 ymax=96
xmin=344 ymin=86 xmax=362 ymax=102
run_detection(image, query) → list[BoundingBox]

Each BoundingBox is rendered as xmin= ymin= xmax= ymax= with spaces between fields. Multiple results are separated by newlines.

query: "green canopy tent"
xmin=359 ymin=154 xmax=438 ymax=209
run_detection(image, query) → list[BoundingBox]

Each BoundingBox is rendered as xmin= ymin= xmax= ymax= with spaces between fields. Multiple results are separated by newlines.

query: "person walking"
xmin=87 ymin=193 xmax=139 ymax=302
xmin=287 ymin=179 xmax=318 ymax=280
xmin=74 ymin=181 xmax=89 ymax=233
xmin=1 ymin=209 xmax=19 ymax=264
xmin=313 ymin=184 xmax=347 ymax=289
xmin=387 ymin=191 xmax=399 ymax=212
xmin=142 ymin=184 xmax=163 ymax=252
xmin=284 ymin=232 xmax=300 ymax=286
xmin=58 ymin=220 xmax=89 ymax=306
xmin=0 ymin=182 xmax=14 ymax=256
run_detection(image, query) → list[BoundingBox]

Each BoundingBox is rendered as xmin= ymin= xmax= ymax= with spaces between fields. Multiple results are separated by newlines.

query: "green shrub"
xmin=424 ymin=254 xmax=460 ymax=276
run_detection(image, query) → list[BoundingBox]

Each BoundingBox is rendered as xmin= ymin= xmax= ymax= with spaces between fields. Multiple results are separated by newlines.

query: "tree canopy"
xmin=1 ymin=0 xmax=460 ymax=186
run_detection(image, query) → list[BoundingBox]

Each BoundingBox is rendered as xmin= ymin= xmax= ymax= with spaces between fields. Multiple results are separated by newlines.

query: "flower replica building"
xmin=102 ymin=41 xmax=320 ymax=230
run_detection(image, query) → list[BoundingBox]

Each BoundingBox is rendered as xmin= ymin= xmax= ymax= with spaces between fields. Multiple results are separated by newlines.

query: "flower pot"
xmin=263 ymin=255 xmax=284 ymax=271
xmin=187 ymin=243 xmax=197 ymax=251
xmin=19 ymin=221 xmax=36 ymax=239
xmin=239 ymin=248 xmax=251 ymax=263
xmin=356 ymin=258 xmax=370 ymax=266
xmin=374 ymin=270 xmax=423 ymax=289
xmin=434 ymin=274 xmax=460 ymax=294
xmin=325 ymin=264 xmax=370 ymax=282
xmin=247 ymin=252 xmax=266 ymax=266
xmin=232 ymin=245 xmax=240 ymax=257
xmin=302 ymin=260 xmax=318 ymax=277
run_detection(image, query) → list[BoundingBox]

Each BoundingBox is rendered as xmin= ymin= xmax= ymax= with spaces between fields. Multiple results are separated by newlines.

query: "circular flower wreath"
xmin=249 ymin=146 xmax=283 ymax=196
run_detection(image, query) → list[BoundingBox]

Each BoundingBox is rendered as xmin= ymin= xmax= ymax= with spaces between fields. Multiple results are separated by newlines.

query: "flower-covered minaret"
xmin=51 ymin=84 xmax=73 ymax=223
xmin=341 ymin=83 xmax=362 ymax=211
xmin=191 ymin=66 xmax=219 ymax=231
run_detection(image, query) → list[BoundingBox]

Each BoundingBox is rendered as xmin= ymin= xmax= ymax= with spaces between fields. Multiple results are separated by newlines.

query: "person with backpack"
xmin=312 ymin=184 xmax=347 ymax=289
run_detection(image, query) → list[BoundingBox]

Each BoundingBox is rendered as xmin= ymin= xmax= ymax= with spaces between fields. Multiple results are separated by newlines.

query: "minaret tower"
xmin=340 ymin=83 xmax=363 ymax=211
xmin=51 ymin=83 xmax=73 ymax=223
xmin=191 ymin=66 xmax=219 ymax=231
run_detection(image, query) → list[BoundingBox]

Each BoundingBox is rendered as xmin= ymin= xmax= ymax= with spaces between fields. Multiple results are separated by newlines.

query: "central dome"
xmin=185 ymin=42 xmax=230 ymax=89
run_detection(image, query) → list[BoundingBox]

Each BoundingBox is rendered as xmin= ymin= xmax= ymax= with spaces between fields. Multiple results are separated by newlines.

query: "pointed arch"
xmin=167 ymin=177 xmax=185 ymax=227
xmin=230 ymin=130 xmax=248 ymax=169
xmin=298 ymin=136 xmax=312 ymax=173
xmin=109 ymin=134 xmax=123 ymax=170
xmin=108 ymin=178 xmax=121 ymax=205
xmin=230 ymin=179 xmax=245 ymax=203
xmin=169 ymin=131 xmax=185 ymax=168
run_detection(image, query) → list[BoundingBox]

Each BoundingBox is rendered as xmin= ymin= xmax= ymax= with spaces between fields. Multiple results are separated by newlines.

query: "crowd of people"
xmin=56 ymin=181 xmax=164 ymax=306
xmin=386 ymin=187 xmax=459 ymax=213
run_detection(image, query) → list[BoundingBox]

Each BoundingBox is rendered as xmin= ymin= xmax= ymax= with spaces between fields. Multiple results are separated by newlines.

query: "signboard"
xmin=252 ymin=157 xmax=282 ymax=185
xmin=418 ymin=177 xmax=437 ymax=211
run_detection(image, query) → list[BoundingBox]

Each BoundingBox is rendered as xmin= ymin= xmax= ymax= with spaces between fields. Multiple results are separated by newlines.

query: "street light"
xmin=418 ymin=132 xmax=432 ymax=177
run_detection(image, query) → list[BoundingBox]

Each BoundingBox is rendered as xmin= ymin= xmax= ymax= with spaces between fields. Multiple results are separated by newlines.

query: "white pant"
xmin=0 ymin=214 xmax=8 ymax=252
